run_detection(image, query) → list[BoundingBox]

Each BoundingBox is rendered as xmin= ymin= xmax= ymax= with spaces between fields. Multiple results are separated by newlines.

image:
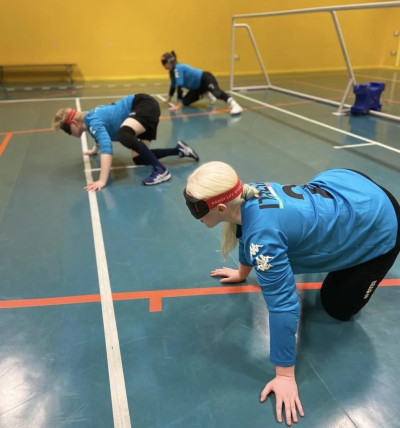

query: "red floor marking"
xmin=0 ymin=133 xmax=12 ymax=156
xmin=0 ymin=279 xmax=399 ymax=311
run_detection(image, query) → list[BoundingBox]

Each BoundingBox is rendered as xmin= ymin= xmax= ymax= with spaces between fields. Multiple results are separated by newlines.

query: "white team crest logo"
xmin=250 ymin=243 xmax=264 ymax=257
xmin=255 ymin=254 xmax=274 ymax=271
xmin=90 ymin=126 xmax=96 ymax=136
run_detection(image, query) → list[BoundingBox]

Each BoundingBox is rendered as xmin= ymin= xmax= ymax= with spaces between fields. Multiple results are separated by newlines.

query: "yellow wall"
xmin=233 ymin=2 xmax=400 ymax=75
xmin=0 ymin=0 xmax=399 ymax=81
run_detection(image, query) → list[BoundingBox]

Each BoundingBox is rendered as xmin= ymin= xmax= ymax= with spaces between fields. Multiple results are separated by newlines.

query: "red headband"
xmin=65 ymin=109 xmax=77 ymax=125
xmin=205 ymin=177 xmax=243 ymax=209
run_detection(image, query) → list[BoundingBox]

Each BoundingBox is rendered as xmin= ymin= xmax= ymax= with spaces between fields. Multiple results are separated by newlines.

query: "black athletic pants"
xmin=321 ymin=179 xmax=400 ymax=321
xmin=182 ymin=72 xmax=230 ymax=105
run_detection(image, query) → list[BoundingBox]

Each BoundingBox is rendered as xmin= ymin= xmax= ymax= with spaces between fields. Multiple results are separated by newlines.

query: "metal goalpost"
xmin=230 ymin=1 xmax=400 ymax=121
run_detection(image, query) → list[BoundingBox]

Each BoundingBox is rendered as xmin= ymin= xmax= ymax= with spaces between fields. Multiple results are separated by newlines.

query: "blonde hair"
xmin=186 ymin=161 xmax=259 ymax=258
xmin=52 ymin=108 xmax=84 ymax=130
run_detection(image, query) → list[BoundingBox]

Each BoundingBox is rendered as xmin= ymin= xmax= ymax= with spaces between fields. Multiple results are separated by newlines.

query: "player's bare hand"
xmin=84 ymin=180 xmax=106 ymax=192
xmin=260 ymin=375 xmax=304 ymax=426
xmin=83 ymin=150 xmax=97 ymax=156
xmin=210 ymin=267 xmax=245 ymax=283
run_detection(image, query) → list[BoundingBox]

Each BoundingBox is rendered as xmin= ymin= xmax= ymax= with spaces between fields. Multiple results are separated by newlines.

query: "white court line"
xmin=89 ymin=164 xmax=143 ymax=173
xmin=335 ymin=141 xmax=400 ymax=154
xmin=334 ymin=142 xmax=376 ymax=149
xmin=3 ymin=90 xmax=398 ymax=155
xmin=156 ymin=93 xmax=174 ymax=108
xmin=76 ymin=98 xmax=131 ymax=428
xmin=156 ymin=94 xmax=167 ymax=102
xmin=0 ymin=93 xmax=172 ymax=104
xmin=231 ymin=91 xmax=400 ymax=154
xmin=0 ymin=94 xmax=141 ymax=104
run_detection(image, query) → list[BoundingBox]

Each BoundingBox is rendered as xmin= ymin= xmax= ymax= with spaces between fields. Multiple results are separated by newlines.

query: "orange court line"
xmin=293 ymin=80 xmax=345 ymax=94
xmin=0 ymin=128 xmax=54 ymax=156
xmin=0 ymin=294 xmax=101 ymax=309
xmin=114 ymin=284 xmax=261 ymax=312
xmin=0 ymin=279 xmax=399 ymax=312
xmin=0 ymin=101 xmax=300 ymax=138
xmin=0 ymin=133 xmax=12 ymax=156
xmin=0 ymin=127 xmax=53 ymax=136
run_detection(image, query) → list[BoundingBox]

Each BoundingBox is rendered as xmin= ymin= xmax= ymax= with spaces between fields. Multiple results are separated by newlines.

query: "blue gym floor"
xmin=0 ymin=69 xmax=399 ymax=427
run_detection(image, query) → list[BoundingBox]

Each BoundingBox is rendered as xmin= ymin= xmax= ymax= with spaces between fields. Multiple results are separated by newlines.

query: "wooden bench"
xmin=0 ymin=63 xmax=76 ymax=84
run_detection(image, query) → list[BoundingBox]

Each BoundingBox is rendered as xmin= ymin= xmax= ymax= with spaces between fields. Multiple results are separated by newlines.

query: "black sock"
xmin=152 ymin=148 xmax=180 ymax=159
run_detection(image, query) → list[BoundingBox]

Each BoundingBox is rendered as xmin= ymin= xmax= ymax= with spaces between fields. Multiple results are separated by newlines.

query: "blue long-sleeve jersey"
xmin=83 ymin=95 xmax=135 ymax=154
xmin=238 ymin=169 xmax=397 ymax=367
xmin=169 ymin=63 xmax=203 ymax=101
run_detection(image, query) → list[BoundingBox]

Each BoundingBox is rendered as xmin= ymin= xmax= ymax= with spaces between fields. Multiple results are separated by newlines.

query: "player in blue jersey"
xmin=161 ymin=51 xmax=243 ymax=115
xmin=183 ymin=161 xmax=400 ymax=426
xmin=53 ymin=94 xmax=199 ymax=190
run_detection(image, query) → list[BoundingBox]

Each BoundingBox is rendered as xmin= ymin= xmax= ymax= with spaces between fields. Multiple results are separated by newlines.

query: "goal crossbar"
xmin=230 ymin=1 xmax=400 ymax=121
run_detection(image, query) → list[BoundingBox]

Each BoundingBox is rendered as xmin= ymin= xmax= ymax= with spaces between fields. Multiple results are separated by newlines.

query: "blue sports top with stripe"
xmin=170 ymin=63 xmax=203 ymax=100
xmin=83 ymin=94 xmax=135 ymax=155
xmin=238 ymin=169 xmax=397 ymax=367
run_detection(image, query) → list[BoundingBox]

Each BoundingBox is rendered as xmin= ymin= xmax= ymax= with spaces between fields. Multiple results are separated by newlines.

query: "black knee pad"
xmin=117 ymin=126 xmax=142 ymax=151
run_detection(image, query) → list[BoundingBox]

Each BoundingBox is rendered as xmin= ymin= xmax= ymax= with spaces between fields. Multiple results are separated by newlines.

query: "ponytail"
xmin=185 ymin=161 xmax=259 ymax=259
xmin=220 ymin=184 xmax=259 ymax=258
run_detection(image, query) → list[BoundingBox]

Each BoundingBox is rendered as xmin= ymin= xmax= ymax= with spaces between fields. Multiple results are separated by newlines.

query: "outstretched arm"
xmin=84 ymin=153 xmax=112 ymax=192
xmin=169 ymin=85 xmax=184 ymax=111
xmin=241 ymin=228 xmax=304 ymax=424
xmin=84 ymin=120 xmax=113 ymax=191
xmin=166 ymin=78 xmax=176 ymax=106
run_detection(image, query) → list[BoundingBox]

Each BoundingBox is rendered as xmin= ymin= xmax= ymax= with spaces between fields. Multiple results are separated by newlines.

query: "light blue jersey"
xmin=238 ymin=169 xmax=397 ymax=367
xmin=170 ymin=63 xmax=203 ymax=100
xmin=83 ymin=95 xmax=135 ymax=154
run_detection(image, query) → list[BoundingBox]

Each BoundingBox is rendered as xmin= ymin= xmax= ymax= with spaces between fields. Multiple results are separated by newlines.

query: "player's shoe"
xmin=142 ymin=166 xmax=171 ymax=185
xmin=228 ymin=98 xmax=243 ymax=115
xmin=176 ymin=140 xmax=199 ymax=161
